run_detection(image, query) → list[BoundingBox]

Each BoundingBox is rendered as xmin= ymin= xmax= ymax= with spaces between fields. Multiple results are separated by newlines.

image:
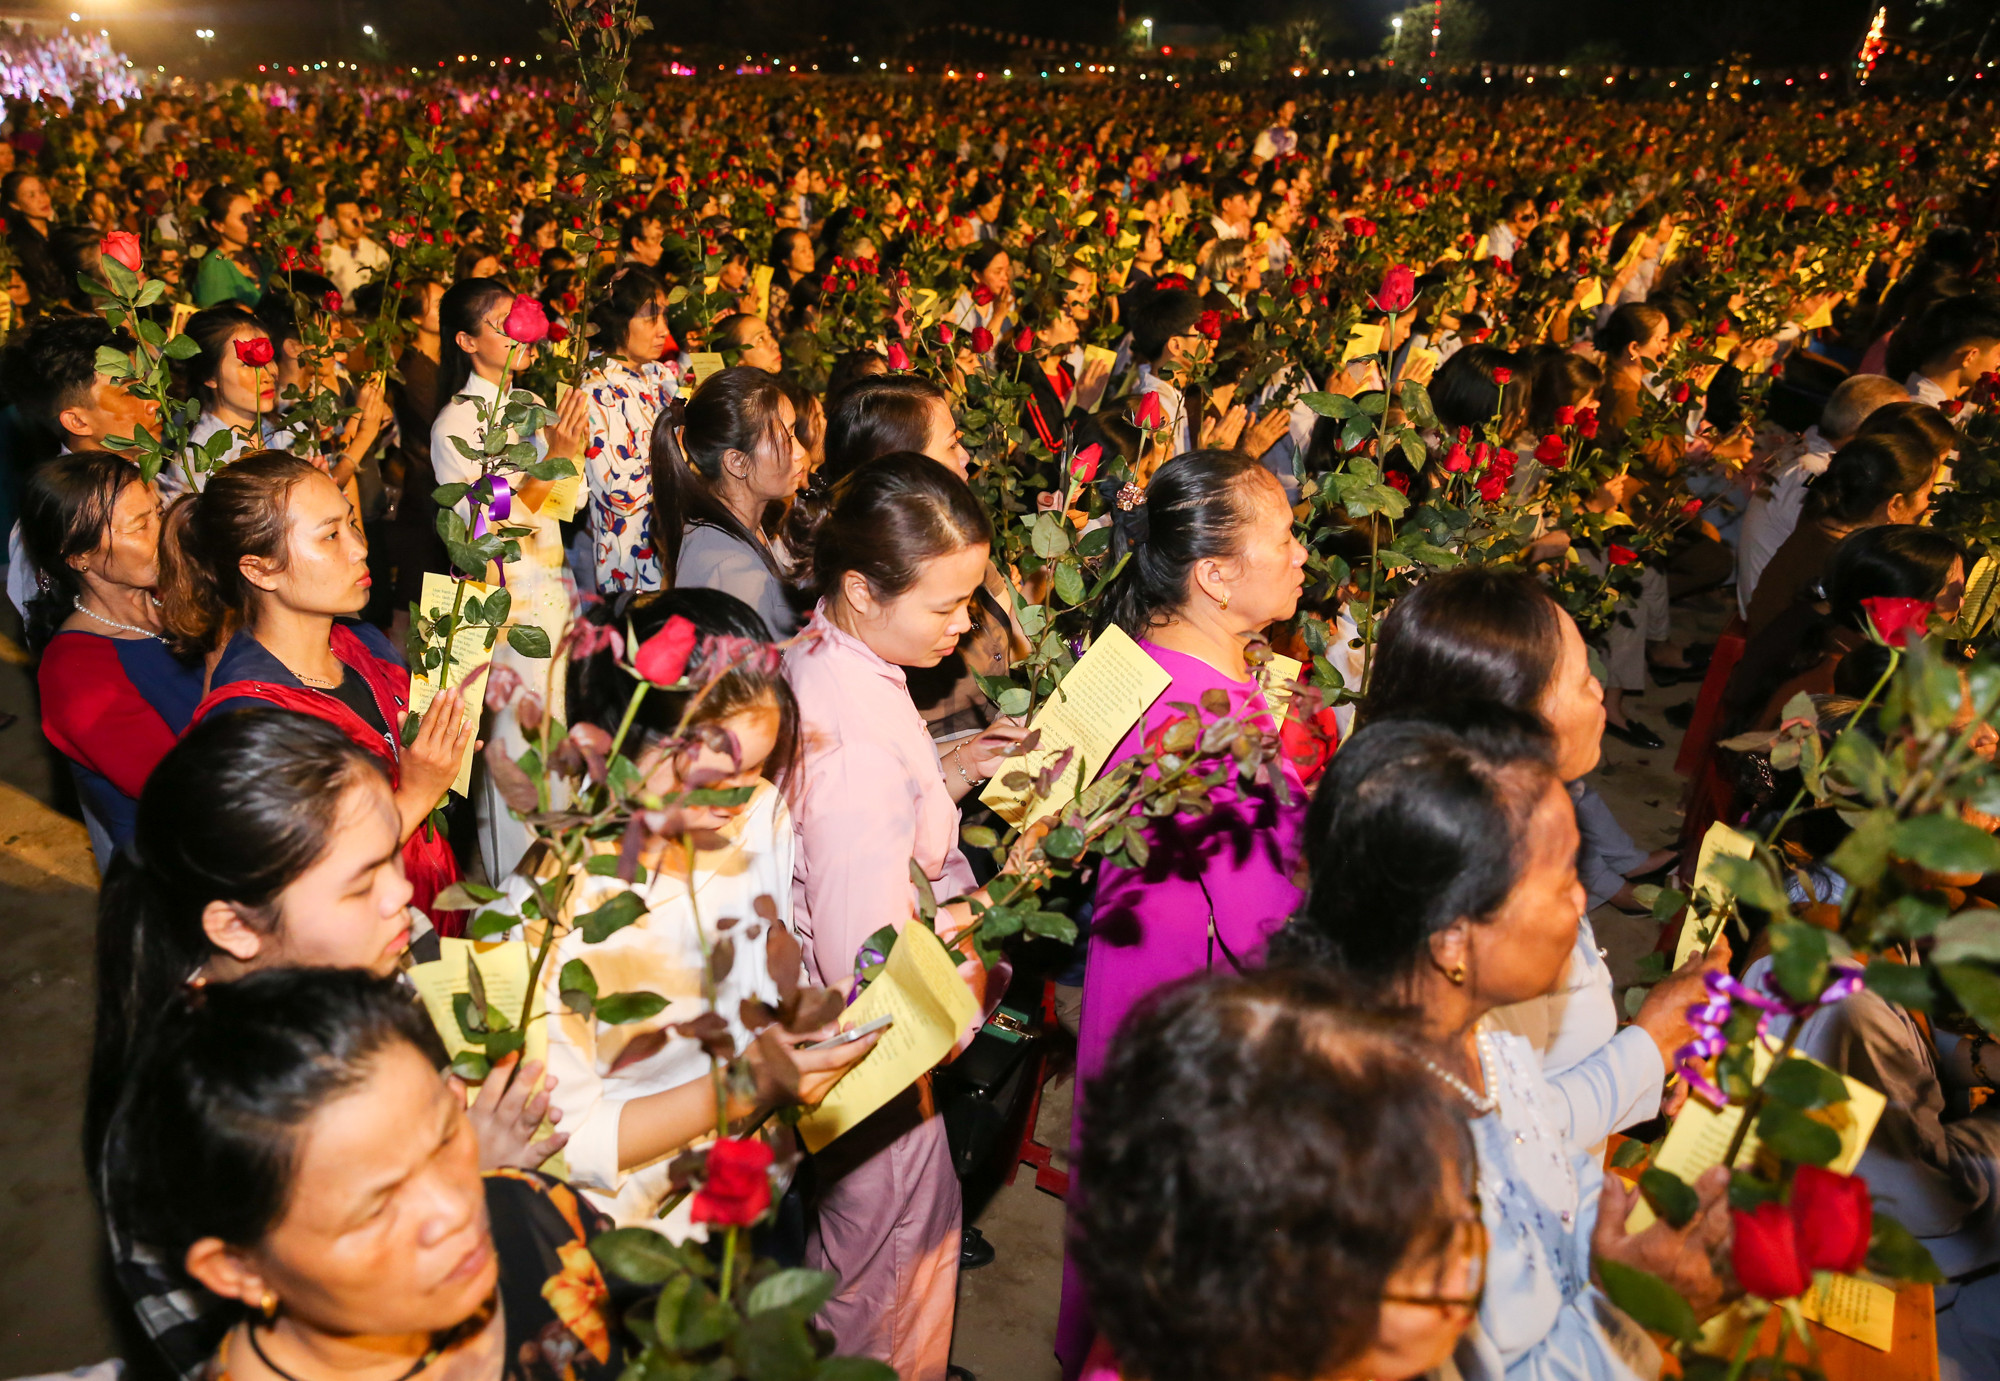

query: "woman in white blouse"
xmin=650 ymin=365 xmax=807 ymax=636
xmin=500 ymin=591 xmax=874 ymax=1229
xmin=581 ymin=264 xmax=681 ymax=594
xmin=430 ymin=277 xmax=590 ymax=879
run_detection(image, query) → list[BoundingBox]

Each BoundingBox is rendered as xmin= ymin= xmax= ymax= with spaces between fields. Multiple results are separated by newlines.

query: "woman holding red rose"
xmin=1279 ymin=708 xmax=1734 ymax=1381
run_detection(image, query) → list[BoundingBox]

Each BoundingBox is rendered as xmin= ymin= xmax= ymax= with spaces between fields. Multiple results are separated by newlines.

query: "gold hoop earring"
xmin=260 ymin=1290 xmax=279 ymax=1319
xmin=1447 ymin=963 xmax=1466 ymax=986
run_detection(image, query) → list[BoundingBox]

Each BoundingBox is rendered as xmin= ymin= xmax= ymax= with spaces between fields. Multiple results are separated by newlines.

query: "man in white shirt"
xmin=1736 ymin=375 xmax=1907 ymax=617
xmin=1209 ymin=175 xmax=1253 ymax=242
xmin=322 ymin=190 xmax=388 ymax=305
xmin=1903 ymin=295 xmax=2000 ymax=411
xmin=5 ymin=315 xmax=161 ymax=617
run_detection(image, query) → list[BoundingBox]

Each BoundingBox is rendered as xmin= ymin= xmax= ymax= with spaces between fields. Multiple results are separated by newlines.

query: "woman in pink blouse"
xmin=784 ymin=453 xmax=1023 ymax=1381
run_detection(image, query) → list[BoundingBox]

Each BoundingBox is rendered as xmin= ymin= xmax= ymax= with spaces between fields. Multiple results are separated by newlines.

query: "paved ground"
xmin=0 ymin=589 xmax=1729 ymax=1380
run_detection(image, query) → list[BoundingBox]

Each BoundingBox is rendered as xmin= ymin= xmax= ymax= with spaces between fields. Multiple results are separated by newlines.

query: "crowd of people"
xmin=4 ymin=57 xmax=2000 ymax=1381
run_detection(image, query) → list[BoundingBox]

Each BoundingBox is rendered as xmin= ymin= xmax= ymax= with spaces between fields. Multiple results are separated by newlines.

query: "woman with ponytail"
xmin=22 ymin=450 xmax=202 ymax=859
xmin=648 ymin=363 xmax=806 ymax=634
xmin=782 ymin=452 xmax=1025 ymax=1379
xmin=89 ymin=711 xmax=563 ymax=1381
xmin=1057 ymin=447 xmax=1310 ymax=1377
xmin=156 ymin=450 xmax=470 ymax=919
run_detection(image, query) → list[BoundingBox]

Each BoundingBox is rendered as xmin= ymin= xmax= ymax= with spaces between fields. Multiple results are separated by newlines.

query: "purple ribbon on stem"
xmin=470 ymin=473 xmax=514 ymax=586
xmin=1673 ymin=960 xmax=1865 ymax=1106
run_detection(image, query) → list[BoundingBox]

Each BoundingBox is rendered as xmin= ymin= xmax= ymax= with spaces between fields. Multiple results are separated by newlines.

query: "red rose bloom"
xmin=1732 ymin=1202 xmax=1810 ymax=1301
xmin=1372 ymin=264 xmax=1417 ymax=313
xmin=1861 ymin=595 xmax=1934 ymax=649
xmin=635 ymin=615 xmax=700 ymax=686
xmin=100 ymin=231 xmax=142 ymax=272
xmin=1791 ymin=1165 xmax=1872 ymax=1274
xmin=1607 ymin=544 xmax=1638 ymax=566
xmin=690 ymin=1137 xmax=773 ymax=1228
xmin=233 ymin=336 xmax=276 ymax=368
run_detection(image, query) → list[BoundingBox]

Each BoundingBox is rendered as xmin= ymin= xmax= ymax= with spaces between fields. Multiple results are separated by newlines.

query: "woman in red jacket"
xmin=156 ymin=449 xmax=472 ymax=922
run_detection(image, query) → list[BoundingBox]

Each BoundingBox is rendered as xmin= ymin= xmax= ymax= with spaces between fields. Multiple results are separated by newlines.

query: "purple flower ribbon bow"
xmin=1673 ymin=960 xmax=1865 ymax=1107
xmin=470 ymin=473 xmax=514 ymax=585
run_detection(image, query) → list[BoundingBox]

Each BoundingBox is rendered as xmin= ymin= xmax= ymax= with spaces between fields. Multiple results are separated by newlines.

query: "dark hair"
xmin=650 ymin=365 xmax=793 ymax=586
xmin=18 ymin=450 xmax=146 ymax=654
xmin=1910 ymin=293 xmax=2000 ymax=372
xmin=1428 ymin=345 xmax=1521 ymax=432
xmin=6 ymin=312 xmax=122 ymax=438
xmin=569 ymin=589 xmax=799 ymax=787
xmin=436 ymin=276 xmax=514 ymax=404
xmin=1276 ymin=705 xmax=1556 ymax=981
xmin=1099 ymin=450 xmax=1268 ymax=637
xmin=1073 ymin=968 xmax=1470 ymax=1381
xmin=100 ymin=968 xmax=443 ymax=1281
xmin=822 ymin=373 xmax=949 ymax=487
xmin=1850 ymin=399 xmax=1961 ymax=467
xmin=177 ymin=304 xmax=268 ymax=412
xmin=1366 ymin=567 xmax=1566 ymax=726
xmin=1823 ymin=526 xmax=1964 ymax=630
xmin=1527 ymin=352 xmax=1603 ymax=433
xmin=87 ymin=710 xmax=390 ymax=1181
xmin=1595 ymin=302 xmax=1667 ymax=360
xmin=588 ymin=263 xmax=669 ymax=361
xmin=198 ymin=184 xmax=250 ymax=246
xmin=805 ymin=451 xmax=990 ymax=601
xmin=1802 ymin=432 xmax=1940 ymax=527
xmin=157 ymin=450 xmax=323 ymax=657
xmin=1130 ymin=288 xmax=1204 ymax=365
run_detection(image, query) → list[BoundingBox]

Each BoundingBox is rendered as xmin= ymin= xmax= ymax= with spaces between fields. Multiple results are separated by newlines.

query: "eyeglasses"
xmin=1380 ymin=1200 xmax=1488 ymax=1312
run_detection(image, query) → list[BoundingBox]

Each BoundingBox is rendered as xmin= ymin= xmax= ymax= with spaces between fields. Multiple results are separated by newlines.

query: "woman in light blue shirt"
xmin=1277 ymin=707 xmax=1734 ymax=1381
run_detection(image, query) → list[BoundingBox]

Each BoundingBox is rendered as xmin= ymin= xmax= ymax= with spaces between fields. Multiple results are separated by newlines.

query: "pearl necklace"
xmin=73 ymin=597 xmax=163 ymax=641
xmin=1423 ymin=1028 xmax=1499 ymax=1115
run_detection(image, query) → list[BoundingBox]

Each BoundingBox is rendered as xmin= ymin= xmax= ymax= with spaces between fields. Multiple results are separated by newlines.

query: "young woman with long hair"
xmin=156 ymin=450 xmax=470 ymax=918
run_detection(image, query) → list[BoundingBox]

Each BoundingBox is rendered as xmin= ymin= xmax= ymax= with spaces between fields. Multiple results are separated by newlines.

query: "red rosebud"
xmin=1862 ymin=595 xmax=1933 ymax=649
xmin=1070 ymin=444 xmax=1102 ymax=483
xmin=502 ymin=295 xmax=550 ymax=345
xmin=1443 ymin=443 xmax=1473 ymax=473
xmin=100 ymin=231 xmax=141 ymax=272
xmin=1491 ymin=366 xmax=1513 ymax=386
xmin=1554 ymin=405 xmax=1576 ymax=425
xmin=1134 ymin=391 xmax=1167 ymax=430
xmin=689 ymin=1137 xmax=773 ymax=1228
xmin=970 ymin=326 xmax=995 ymax=354
xmin=1197 ymin=309 xmax=1222 ymax=341
xmin=1607 ymin=544 xmax=1638 ymax=566
xmin=1533 ymin=433 xmax=1567 ymax=463
xmin=232 ymin=336 xmax=275 ymax=368
xmin=1732 ymin=1202 xmax=1810 ymax=1301
xmin=635 ymin=615 xmax=700 ymax=686
xmin=1372 ymin=263 xmax=1417 ymax=314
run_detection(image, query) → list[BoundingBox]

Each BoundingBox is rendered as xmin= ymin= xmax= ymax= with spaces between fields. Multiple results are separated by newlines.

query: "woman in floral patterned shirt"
xmin=581 ymin=265 xmax=680 ymax=593
xmin=103 ymin=968 xmax=631 ymax=1381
